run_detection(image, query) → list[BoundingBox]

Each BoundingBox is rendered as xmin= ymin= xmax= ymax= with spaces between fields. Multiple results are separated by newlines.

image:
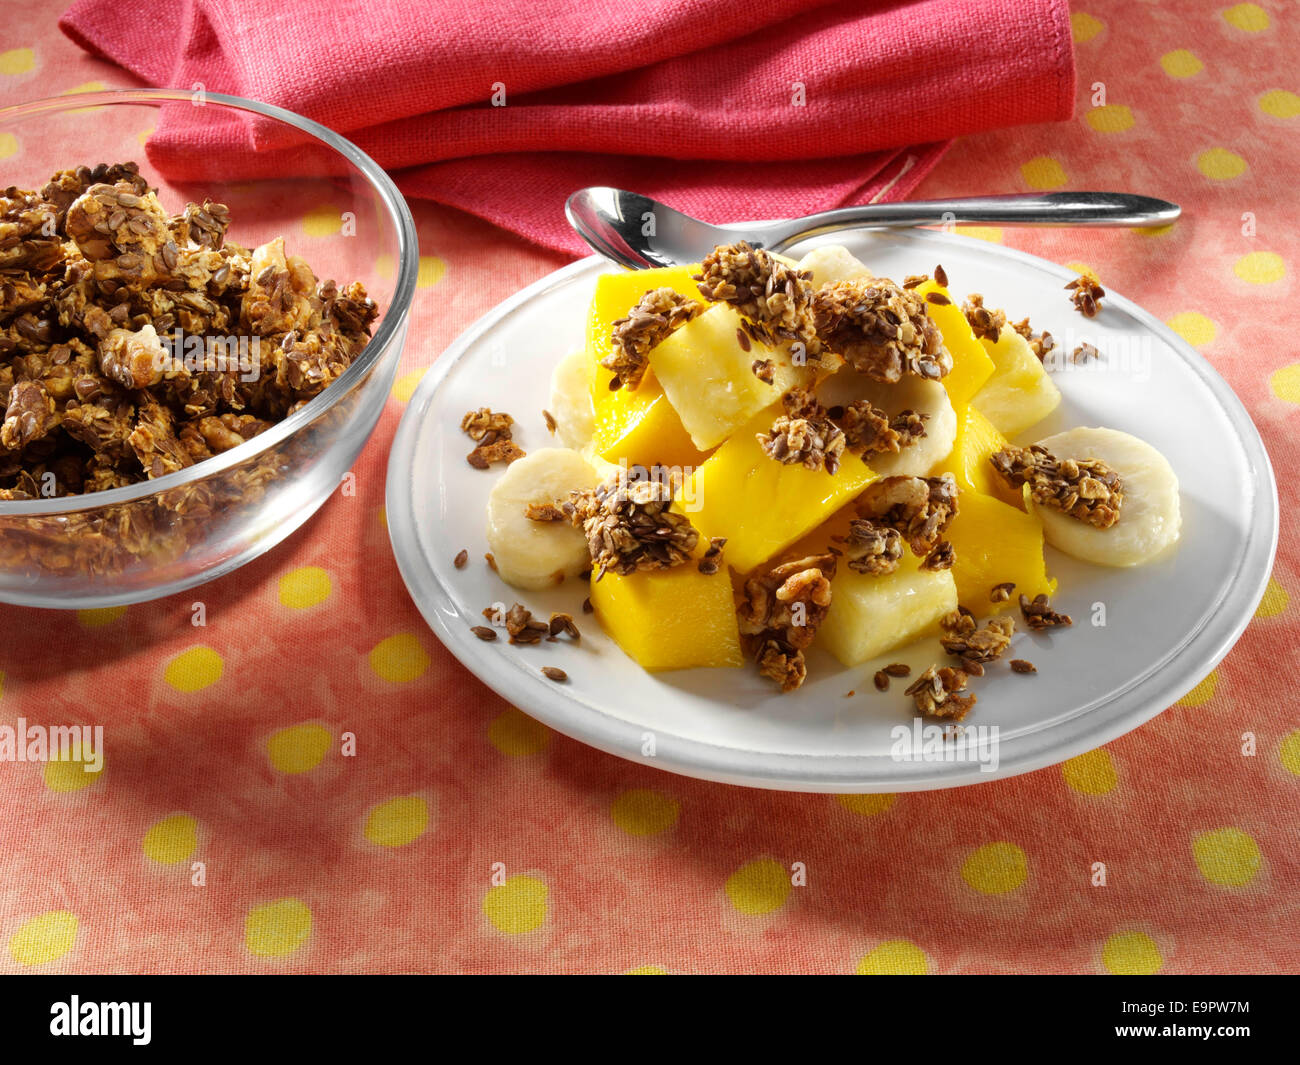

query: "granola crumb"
xmin=1065 ymin=274 xmax=1105 ymax=318
xmin=920 ymin=540 xmax=955 ymax=571
xmin=484 ymin=552 xmax=497 ymax=572
xmin=548 ymin=612 xmax=579 ymax=639
xmin=542 ymin=409 xmax=557 ymax=434
xmin=962 ymin=293 xmax=1007 ymax=343
xmin=751 ymin=357 xmax=775 ymax=383
xmin=961 ymin=658 xmax=985 ymax=677
xmin=940 ymin=610 xmax=1015 ymax=662
xmin=924 ymin=290 xmax=950 ymax=306
xmin=934 ymin=263 xmax=948 ymax=288
xmin=883 ymin=663 xmax=911 ymax=678
xmin=1010 ymin=659 xmax=1037 ymax=674
xmin=905 ymin=665 xmax=976 ymax=721
xmin=541 ymin=666 xmax=568 ymax=682
xmin=1019 ymin=593 xmax=1072 ymax=630
xmin=1010 ymin=317 xmax=1056 ymax=362
xmin=462 ymin=407 xmax=523 ymax=468
xmin=845 ymin=689 xmax=856 ymax=697
xmin=990 ymin=581 xmax=1015 ymax=603
xmin=1071 ymin=342 xmax=1100 ymax=363
xmin=581 ymin=596 xmax=593 ymax=614
xmin=873 ymin=670 xmax=890 ymax=691
xmin=470 ymin=625 xmax=497 ymax=641
xmin=523 ymin=501 xmax=565 ymax=522
xmin=697 ymin=537 xmax=727 ymax=575
xmin=454 ymin=548 xmax=469 ymax=569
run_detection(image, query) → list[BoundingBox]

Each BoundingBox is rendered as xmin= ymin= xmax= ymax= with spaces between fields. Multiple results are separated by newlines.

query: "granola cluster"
xmin=842 ymin=518 xmax=903 ymax=575
xmin=835 ymin=399 xmax=926 ymax=457
xmin=990 ymin=444 xmax=1123 ymax=529
xmin=461 ymin=407 xmax=524 ymax=468
xmin=811 ymin=277 xmax=950 ymax=383
xmin=0 ymin=160 xmax=376 ymax=504
xmin=905 ymin=665 xmax=976 ymax=721
xmin=940 ymin=609 xmax=1015 ymax=663
xmin=756 ymin=388 xmax=846 ymax=474
xmin=1010 ymin=317 xmax=1056 ymax=362
xmin=602 ymin=286 xmax=703 ymax=391
xmin=695 ymin=241 xmax=818 ymax=352
xmin=962 ymin=293 xmax=1007 ymax=343
xmin=737 ymin=553 xmax=837 ymax=692
xmin=1019 ymin=592 xmax=1072 ymax=630
xmin=855 ymin=473 xmax=960 ymax=554
xmin=1065 ymin=274 xmax=1105 ymax=318
xmin=565 ymin=475 xmax=699 ymax=579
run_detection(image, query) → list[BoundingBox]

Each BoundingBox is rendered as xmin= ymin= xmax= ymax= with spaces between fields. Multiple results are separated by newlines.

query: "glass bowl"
xmin=0 ymin=89 xmax=417 ymax=608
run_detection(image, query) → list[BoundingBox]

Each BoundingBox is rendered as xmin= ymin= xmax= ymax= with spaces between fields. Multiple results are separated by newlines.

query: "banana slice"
xmin=1030 ymin=427 xmax=1181 ymax=567
xmin=548 ymin=347 xmax=595 ymax=449
xmin=828 ymin=375 xmax=957 ymax=477
xmin=797 ymin=245 xmax=873 ymax=288
xmin=486 ymin=447 xmax=600 ymax=589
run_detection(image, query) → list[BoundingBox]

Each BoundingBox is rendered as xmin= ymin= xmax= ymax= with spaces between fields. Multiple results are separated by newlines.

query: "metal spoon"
xmin=565 ymin=187 xmax=1181 ymax=270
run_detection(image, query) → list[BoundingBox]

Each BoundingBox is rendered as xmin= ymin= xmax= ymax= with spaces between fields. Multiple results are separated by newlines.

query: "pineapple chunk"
xmin=943 ymin=405 xmax=1024 ymax=508
xmin=590 ymin=375 xmax=707 ymax=469
xmin=945 ymin=489 xmax=1056 ymax=615
xmin=973 ymin=330 xmax=1062 ymax=437
xmin=590 ymin=565 xmax=743 ymax=671
xmin=675 ymin=407 xmax=876 ymax=574
xmin=916 ymin=279 xmax=995 ymax=411
xmin=586 ymin=264 xmax=704 ymax=400
xmin=819 ymin=550 xmax=958 ymax=668
xmin=649 ymin=304 xmax=814 ymax=451
xmin=797 ymin=245 xmax=872 ymax=287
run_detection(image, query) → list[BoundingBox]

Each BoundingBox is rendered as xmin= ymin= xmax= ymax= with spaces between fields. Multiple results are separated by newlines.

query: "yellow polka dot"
xmin=611 ymin=789 xmax=679 ymax=835
xmin=417 ymin=255 xmax=446 ymax=288
xmin=302 ymin=204 xmax=342 ymax=237
xmin=1192 ymin=827 xmax=1261 ymax=886
xmin=1279 ymin=730 xmax=1300 ymax=775
xmin=266 ymin=723 xmax=332 ymax=774
xmin=1233 ymin=251 xmax=1285 ymax=284
xmin=163 ymin=646 xmax=224 ymax=693
xmin=277 ymin=566 xmax=332 ymax=609
xmin=0 ymin=48 xmax=35 ymax=75
xmin=244 ymin=898 xmax=312 ymax=957
xmin=136 ymin=128 xmax=153 ymax=146
xmin=9 ymin=910 xmax=77 ymax=966
xmin=1258 ymin=90 xmax=1300 ymax=119
xmin=0 ymin=133 xmax=18 ymax=160
xmin=953 ymin=226 xmax=1003 ymax=243
xmin=1160 ymin=49 xmax=1203 ymax=78
xmin=43 ymin=753 xmax=104 ymax=793
xmin=1021 ymin=156 xmax=1067 ymax=190
xmin=142 ymin=814 xmax=197 ymax=865
xmin=1197 ymin=148 xmax=1247 ymax=181
xmin=77 ymin=606 xmax=125 ymax=629
xmin=836 ymin=793 xmax=897 ymax=816
xmin=375 ymin=252 xmax=395 ymax=279
xmin=392 ymin=367 xmax=426 ymax=402
xmin=1221 ymin=3 xmax=1269 ymax=32
xmin=1070 ymin=12 xmax=1105 ymax=43
xmin=1064 ymin=261 xmax=1100 ymax=283
xmin=1138 ymin=224 xmax=1176 ymax=238
xmin=1166 ymin=311 xmax=1217 ymax=347
xmin=364 ymin=796 xmax=428 ymax=847
xmin=856 ymin=939 xmax=929 ymax=975
xmin=625 ymin=964 xmax=669 ymax=974
xmin=1270 ymin=363 xmax=1300 ymax=403
xmin=1062 ymin=749 xmax=1117 ymax=795
xmin=1178 ymin=670 xmax=1218 ymax=707
xmin=1256 ymin=577 xmax=1290 ymax=617
xmin=368 ymin=633 xmax=429 ymax=683
xmin=725 ymin=858 xmax=790 ymax=916
xmin=482 ymin=875 xmax=548 ymax=934
xmin=1102 ymin=931 xmax=1162 ymax=975
xmin=960 ymin=842 xmax=1027 ymax=895
xmin=488 ymin=707 xmax=551 ymax=756
xmin=377 ymin=506 xmax=387 ymax=530
xmin=60 ymin=81 xmax=107 ymax=113
xmin=1086 ymin=105 xmax=1133 ymax=133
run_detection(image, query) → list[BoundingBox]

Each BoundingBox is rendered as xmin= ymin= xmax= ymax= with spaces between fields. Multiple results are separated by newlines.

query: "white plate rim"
xmin=385 ymin=230 xmax=1279 ymax=792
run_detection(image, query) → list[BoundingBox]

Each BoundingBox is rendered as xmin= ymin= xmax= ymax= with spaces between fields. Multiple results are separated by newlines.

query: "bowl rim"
xmin=0 ymin=87 xmax=418 ymax=515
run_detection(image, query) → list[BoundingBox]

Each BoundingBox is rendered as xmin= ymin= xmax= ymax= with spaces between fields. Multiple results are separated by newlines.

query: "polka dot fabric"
xmin=1 ymin=0 xmax=1298 ymax=974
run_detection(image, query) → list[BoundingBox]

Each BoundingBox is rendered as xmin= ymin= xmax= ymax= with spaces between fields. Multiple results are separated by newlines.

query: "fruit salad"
xmin=469 ymin=243 xmax=1182 ymax=722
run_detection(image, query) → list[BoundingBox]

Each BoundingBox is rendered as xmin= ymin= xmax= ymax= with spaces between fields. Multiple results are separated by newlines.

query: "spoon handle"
xmin=754 ymin=192 xmax=1180 ymax=248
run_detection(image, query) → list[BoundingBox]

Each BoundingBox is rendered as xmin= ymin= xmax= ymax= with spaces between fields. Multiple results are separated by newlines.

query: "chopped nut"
xmin=920 ymin=540 xmax=955 ymax=571
xmin=566 ymin=474 xmax=699 ymax=579
xmin=905 ymin=665 xmax=976 ymax=721
xmin=990 ymin=444 xmax=1123 ymax=529
xmin=842 ymin=518 xmax=903 ymax=575
xmin=738 ymin=553 xmax=837 ymax=693
xmin=695 ymin=241 xmax=819 ymax=351
xmin=454 ymin=548 xmax=469 ymax=569
xmin=523 ymin=501 xmax=565 ymax=522
xmin=990 ymin=581 xmax=1015 ymax=603
xmin=940 ymin=611 xmax=1014 ymax=662
xmin=541 ymin=666 xmax=568 ymax=682
xmin=1010 ymin=659 xmax=1037 ymax=674
xmin=1019 ymin=593 xmax=1072 ymax=630
xmin=856 ymin=473 xmax=959 ymax=554
xmin=962 ymin=293 xmax=1006 ymax=343
xmin=1065 ymin=274 xmax=1105 ymax=318
xmin=757 ymin=388 xmax=846 ymax=473
xmin=812 ymin=276 xmax=950 ymax=383
xmin=602 ymin=287 xmax=703 ymax=390
xmin=470 ymin=625 xmax=497 ymax=641
xmin=467 ymin=438 xmax=525 ymax=469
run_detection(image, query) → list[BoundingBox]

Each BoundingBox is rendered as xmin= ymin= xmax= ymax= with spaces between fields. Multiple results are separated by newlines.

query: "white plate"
xmin=386 ymin=230 xmax=1278 ymax=792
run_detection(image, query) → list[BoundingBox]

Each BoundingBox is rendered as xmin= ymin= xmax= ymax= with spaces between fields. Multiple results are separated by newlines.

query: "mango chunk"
xmin=916 ymin=279 xmax=995 ymax=412
xmin=590 ymin=374 xmax=707 ymax=469
xmin=590 ymin=565 xmax=743 ymax=671
xmin=943 ymin=404 xmax=1023 ymax=508
xmin=819 ymin=551 xmax=958 ymax=668
xmin=973 ymin=329 xmax=1062 ymax=438
xmin=586 ymin=265 xmax=704 ymax=400
xmin=945 ymin=489 xmax=1056 ymax=615
xmin=649 ymin=304 xmax=813 ymax=451
xmin=676 ymin=407 xmax=876 ymax=574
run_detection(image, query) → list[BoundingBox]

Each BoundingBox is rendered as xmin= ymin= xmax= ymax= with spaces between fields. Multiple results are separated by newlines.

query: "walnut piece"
xmin=990 ymin=444 xmax=1123 ymax=529
xmin=856 ymin=473 xmax=960 ymax=554
xmin=738 ymin=553 xmax=837 ymax=693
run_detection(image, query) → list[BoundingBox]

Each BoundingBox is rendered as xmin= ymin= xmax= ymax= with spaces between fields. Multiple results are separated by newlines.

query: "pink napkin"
xmin=60 ymin=0 xmax=1076 ymax=255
